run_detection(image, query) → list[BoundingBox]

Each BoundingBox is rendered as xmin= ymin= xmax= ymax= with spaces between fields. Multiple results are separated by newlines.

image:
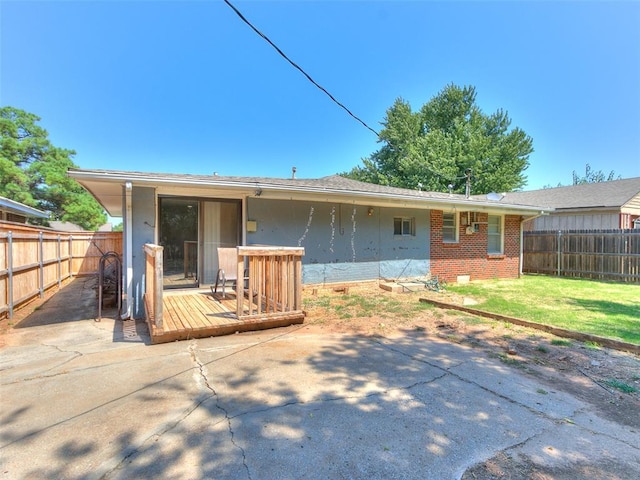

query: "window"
xmin=442 ymin=212 xmax=458 ymax=243
xmin=487 ymin=215 xmax=503 ymax=254
xmin=394 ymin=217 xmax=415 ymax=236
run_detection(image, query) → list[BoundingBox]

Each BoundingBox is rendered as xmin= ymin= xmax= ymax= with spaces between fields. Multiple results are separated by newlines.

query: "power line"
xmin=222 ymin=0 xmax=379 ymax=137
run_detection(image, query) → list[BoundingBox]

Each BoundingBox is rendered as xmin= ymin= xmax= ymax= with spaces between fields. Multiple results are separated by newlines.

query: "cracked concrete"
xmin=189 ymin=341 xmax=252 ymax=480
xmin=1 ymin=278 xmax=638 ymax=479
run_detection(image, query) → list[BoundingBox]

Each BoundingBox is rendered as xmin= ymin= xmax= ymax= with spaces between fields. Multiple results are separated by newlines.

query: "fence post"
xmin=557 ymin=230 xmax=562 ymax=276
xmin=69 ymin=236 xmax=74 ymax=277
xmin=7 ymin=231 xmax=13 ymax=320
xmin=39 ymin=231 xmax=44 ymax=298
xmin=57 ymin=234 xmax=62 ymax=287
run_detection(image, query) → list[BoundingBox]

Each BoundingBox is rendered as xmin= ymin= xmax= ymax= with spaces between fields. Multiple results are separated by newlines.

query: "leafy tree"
xmin=342 ymin=84 xmax=533 ymax=194
xmin=543 ymin=164 xmax=622 ymax=188
xmin=572 ymin=163 xmax=620 ymax=185
xmin=0 ymin=106 xmax=106 ymax=230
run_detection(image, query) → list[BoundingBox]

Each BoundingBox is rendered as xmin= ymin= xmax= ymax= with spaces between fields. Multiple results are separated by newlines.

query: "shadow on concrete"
xmin=14 ymin=277 xmax=99 ymax=328
xmin=112 ymin=318 xmax=151 ymax=345
xmin=17 ymin=327 xmax=626 ymax=479
xmin=13 ymin=276 xmax=150 ymax=345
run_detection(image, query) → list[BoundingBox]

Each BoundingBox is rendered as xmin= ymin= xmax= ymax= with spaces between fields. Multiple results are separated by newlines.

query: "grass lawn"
xmin=446 ymin=275 xmax=640 ymax=345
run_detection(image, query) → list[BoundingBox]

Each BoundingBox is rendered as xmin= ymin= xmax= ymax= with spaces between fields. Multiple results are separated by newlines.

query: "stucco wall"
xmin=246 ymin=198 xmax=430 ymax=284
xmin=130 ymin=186 xmax=156 ymax=318
xmin=430 ymin=211 xmax=521 ymax=282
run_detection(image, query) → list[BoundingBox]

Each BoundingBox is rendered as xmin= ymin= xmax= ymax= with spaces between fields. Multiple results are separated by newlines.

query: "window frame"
xmin=487 ymin=214 xmax=504 ymax=254
xmin=442 ymin=212 xmax=459 ymax=243
xmin=393 ymin=216 xmax=415 ymax=237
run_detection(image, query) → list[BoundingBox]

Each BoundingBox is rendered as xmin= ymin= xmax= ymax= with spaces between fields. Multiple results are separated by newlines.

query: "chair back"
xmin=217 ymin=247 xmax=238 ymax=280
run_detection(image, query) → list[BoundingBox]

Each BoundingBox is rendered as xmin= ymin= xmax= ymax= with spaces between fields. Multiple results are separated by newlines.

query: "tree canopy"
xmin=572 ymin=163 xmax=621 ymax=185
xmin=342 ymin=84 xmax=533 ymax=195
xmin=0 ymin=106 xmax=106 ymax=230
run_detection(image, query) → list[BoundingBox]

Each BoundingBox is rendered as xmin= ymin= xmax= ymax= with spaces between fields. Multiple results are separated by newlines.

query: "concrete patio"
xmin=1 ymin=278 xmax=638 ymax=479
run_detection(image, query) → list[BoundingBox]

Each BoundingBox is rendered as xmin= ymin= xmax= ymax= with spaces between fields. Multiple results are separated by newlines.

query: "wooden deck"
xmin=146 ymin=289 xmax=305 ymax=344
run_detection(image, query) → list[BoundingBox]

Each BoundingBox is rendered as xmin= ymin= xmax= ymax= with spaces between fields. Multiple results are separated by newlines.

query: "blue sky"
xmin=2 ymin=0 xmax=639 ymax=192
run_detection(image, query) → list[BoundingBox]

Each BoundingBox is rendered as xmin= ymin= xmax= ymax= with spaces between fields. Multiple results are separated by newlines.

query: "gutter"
xmin=0 ymin=197 xmax=49 ymax=219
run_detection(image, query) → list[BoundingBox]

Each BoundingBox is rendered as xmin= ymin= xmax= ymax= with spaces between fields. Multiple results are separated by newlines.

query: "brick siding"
xmin=430 ymin=210 xmax=522 ymax=282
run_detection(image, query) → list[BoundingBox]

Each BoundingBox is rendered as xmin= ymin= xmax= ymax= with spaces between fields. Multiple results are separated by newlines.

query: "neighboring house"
xmin=69 ymin=169 xmax=551 ymax=319
xmin=48 ymin=220 xmax=85 ymax=232
xmin=0 ymin=196 xmax=48 ymax=224
xmin=489 ymin=177 xmax=640 ymax=231
xmin=49 ymin=221 xmax=114 ymax=232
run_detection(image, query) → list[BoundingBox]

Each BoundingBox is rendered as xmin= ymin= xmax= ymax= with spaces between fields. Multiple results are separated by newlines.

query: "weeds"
xmin=605 ymin=379 xmax=638 ymax=394
xmin=305 ymin=291 xmax=439 ymax=322
xmin=551 ymin=339 xmax=572 ymax=347
xmin=497 ymin=352 xmax=524 ymax=367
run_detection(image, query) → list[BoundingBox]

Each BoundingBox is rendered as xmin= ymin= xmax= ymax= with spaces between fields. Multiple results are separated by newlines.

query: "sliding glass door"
xmin=159 ymin=198 xmax=199 ymax=289
xmin=159 ymin=197 xmax=241 ymax=289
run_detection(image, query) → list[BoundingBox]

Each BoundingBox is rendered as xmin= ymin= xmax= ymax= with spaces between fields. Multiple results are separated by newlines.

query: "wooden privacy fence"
xmin=523 ymin=229 xmax=640 ymax=282
xmin=0 ymin=222 xmax=123 ymax=319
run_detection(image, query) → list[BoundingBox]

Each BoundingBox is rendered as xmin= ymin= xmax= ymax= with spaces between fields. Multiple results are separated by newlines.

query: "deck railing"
xmin=143 ymin=243 xmax=164 ymax=329
xmin=236 ymin=246 xmax=304 ymax=320
xmin=142 ymin=244 xmax=304 ymax=332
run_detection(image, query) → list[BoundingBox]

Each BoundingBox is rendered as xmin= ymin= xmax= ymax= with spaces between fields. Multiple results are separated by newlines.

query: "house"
xmin=0 ymin=196 xmax=48 ymax=224
xmin=490 ymin=177 xmax=640 ymax=231
xmin=69 ymin=169 xmax=551 ymax=320
xmin=48 ymin=220 xmax=114 ymax=232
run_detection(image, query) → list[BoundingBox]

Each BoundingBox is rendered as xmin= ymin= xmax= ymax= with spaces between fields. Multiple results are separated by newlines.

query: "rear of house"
xmin=69 ymin=169 xmax=549 ymax=319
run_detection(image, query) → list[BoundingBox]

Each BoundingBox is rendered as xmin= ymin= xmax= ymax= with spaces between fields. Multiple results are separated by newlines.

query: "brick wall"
xmin=430 ymin=210 xmax=522 ymax=282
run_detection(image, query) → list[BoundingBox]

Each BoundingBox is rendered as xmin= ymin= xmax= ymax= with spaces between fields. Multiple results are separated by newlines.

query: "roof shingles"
xmin=478 ymin=177 xmax=640 ymax=210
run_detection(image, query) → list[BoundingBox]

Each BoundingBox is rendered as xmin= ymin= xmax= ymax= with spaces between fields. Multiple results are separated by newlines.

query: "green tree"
xmin=0 ymin=106 xmax=106 ymax=230
xmin=572 ymin=163 xmax=620 ymax=185
xmin=343 ymin=84 xmax=533 ymax=194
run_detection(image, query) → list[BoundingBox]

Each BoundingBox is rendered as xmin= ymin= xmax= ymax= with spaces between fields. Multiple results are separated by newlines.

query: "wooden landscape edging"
xmin=419 ymin=297 xmax=640 ymax=355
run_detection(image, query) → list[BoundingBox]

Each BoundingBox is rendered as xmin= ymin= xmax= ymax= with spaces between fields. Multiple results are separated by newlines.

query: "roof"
xmin=0 ymin=196 xmax=49 ymax=219
xmin=68 ymin=168 xmax=552 ymax=218
xmin=484 ymin=177 xmax=640 ymax=210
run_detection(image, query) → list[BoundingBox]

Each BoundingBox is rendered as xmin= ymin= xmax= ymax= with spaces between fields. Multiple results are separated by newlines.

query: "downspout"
xmin=519 ymin=212 xmax=547 ymax=276
xmin=242 ymin=195 xmax=247 ymax=246
xmin=123 ymin=181 xmax=133 ymax=319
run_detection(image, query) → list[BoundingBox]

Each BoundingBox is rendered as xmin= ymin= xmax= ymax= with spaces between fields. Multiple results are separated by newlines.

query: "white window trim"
xmin=442 ymin=212 xmax=459 ymax=243
xmin=487 ymin=214 xmax=504 ymax=254
xmin=394 ymin=216 xmax=415 ymax=237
